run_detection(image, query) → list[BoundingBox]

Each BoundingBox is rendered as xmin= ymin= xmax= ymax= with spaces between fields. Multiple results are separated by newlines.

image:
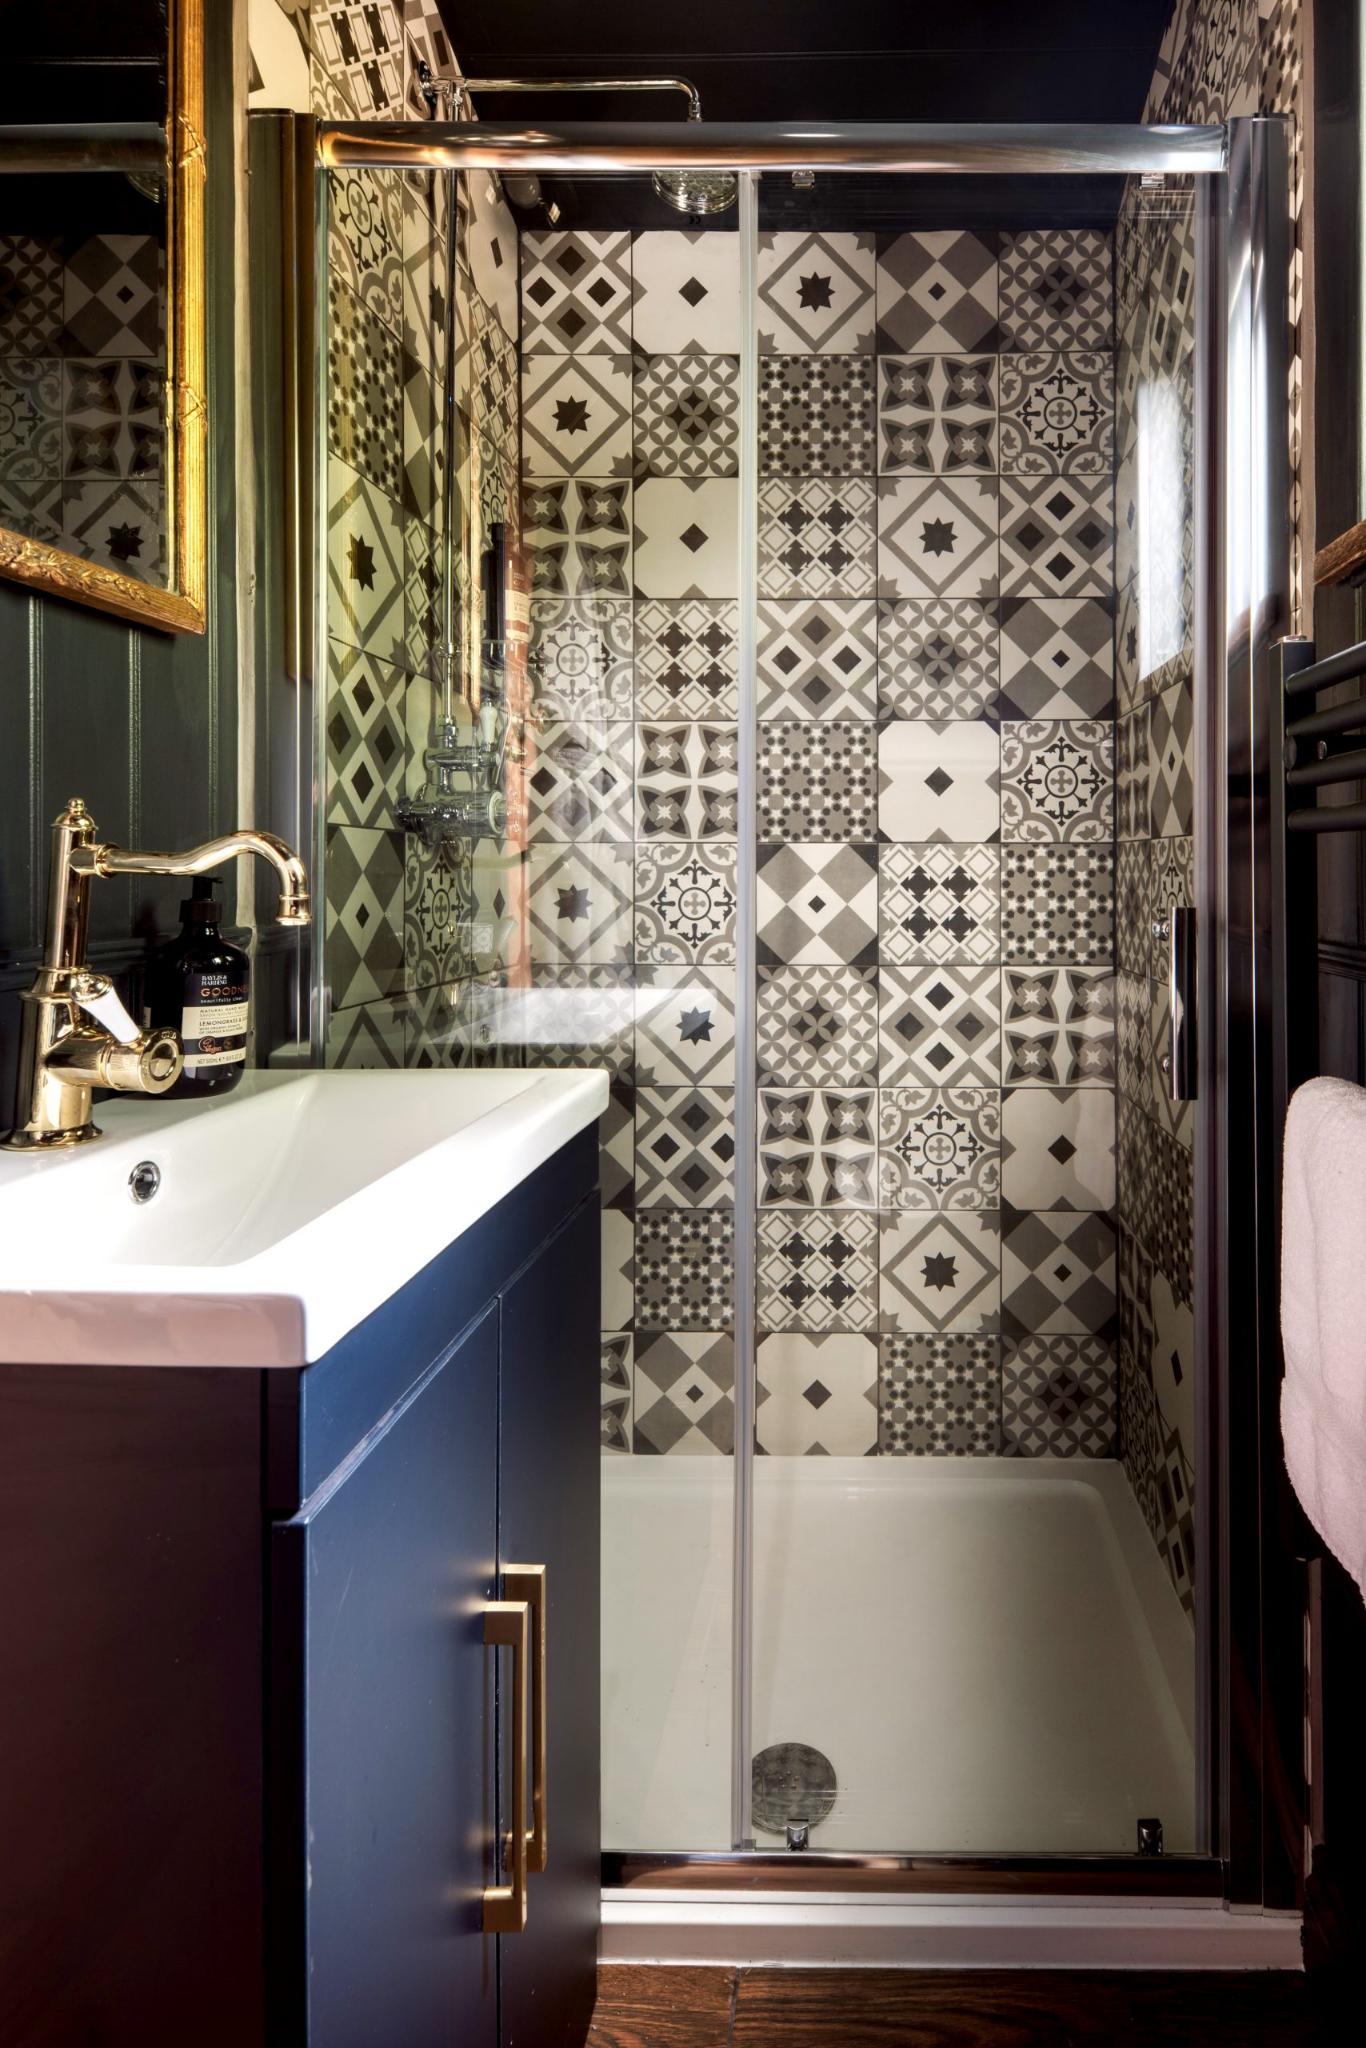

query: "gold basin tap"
xmin=3 ymin=799 xmax=311 ymax=1151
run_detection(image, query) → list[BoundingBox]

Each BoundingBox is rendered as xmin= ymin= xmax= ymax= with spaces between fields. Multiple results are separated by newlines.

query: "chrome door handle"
xmin=1152 ymin=909 xmax=1198 ymax=1102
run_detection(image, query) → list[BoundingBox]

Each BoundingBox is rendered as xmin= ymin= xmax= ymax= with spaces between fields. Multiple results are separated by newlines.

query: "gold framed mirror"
xmin=0 ymin=0 xmax=206 ymax=633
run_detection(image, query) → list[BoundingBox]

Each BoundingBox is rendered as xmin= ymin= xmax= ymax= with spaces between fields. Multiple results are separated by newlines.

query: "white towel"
xmin=1281 ymin=1076 xmax=1366 ymax=1599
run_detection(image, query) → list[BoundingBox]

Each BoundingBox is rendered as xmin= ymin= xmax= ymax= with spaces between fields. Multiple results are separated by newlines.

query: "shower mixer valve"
xmin=397 ymin=683 xmax=509 ymax=847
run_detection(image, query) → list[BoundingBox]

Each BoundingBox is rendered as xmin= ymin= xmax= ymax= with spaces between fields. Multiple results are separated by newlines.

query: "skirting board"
xmin=600 ymin=1890 xmax=1305 ymax=1971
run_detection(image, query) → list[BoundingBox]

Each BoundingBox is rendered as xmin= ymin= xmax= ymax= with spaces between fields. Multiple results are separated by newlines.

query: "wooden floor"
xmin=589 ymin=1965 xmax=1337 ymax=2047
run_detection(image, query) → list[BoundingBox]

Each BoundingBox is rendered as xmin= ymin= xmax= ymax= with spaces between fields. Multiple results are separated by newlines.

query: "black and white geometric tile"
xmin=1001 ymin=1334 xmax=1116 ymax=1455
xmin=756 ymin=231 xmax=877 ymax=354
xmin=998 ymin=720 xmax=1113 ymax=842
xmin=877 ymin=475 xmax=999 ymax=600
xmin=1000 ymin=1085 xmax=1116 ymax=1209
xmin=634 ymin=354 xmax=741 ymax=478
xmin=326 ymin=455 xmax=404 ymax=664
xmin=877 ymin=719 xmax=1001 ymax=842
xmin=633 ymin=478 xmax=739 ymax=598
xmin=758 ymin=721 xmax=878 ymax=839
xmin=324 ymin=823 xmax=406 ymax=1010
xmin=1001 ymin=1206 xmax=1116 ymax=1337
xmin=998 ymin=597 xmax=1114 ymax=719
xmin=877 ymin=598 xmax=999 ymax=721
xmin=757 ymin=476 xmax=877 ymax=598
xmin=325 ymin=637 xmax=406 ymax=829
xmin=526 ymin=842 xmax=633 ymax=965
xmin=62 ymin=234 xmax=163 ymax=356
xmin=999 ymin=231 xmax=1113 ymax=351
xmin=1 ymin=358 xmax=61 ymax=480
xmin=524 ymin=965 xmax=636 ymax=1078
xmin=634 ymin=1332 xmax=735 ymax=1453
xmin=999 ymin=475 xmax=1114 ymax=598
xmin=522 ymin=478 xmax=633 ymax=597
xmin=635 ymin=599 xmax=739 ymax=718
xmin=875 ymin=231 xmax=999 ymax=354
xmin=526 ymin=719 xmax=634 ymax=841
xmin=880 ymin=843 xmax=1000 ymax=966
xmin=636 ymin=722 xmax=739 ymax=837
xmin=756 ymin=599 xmax=878 ymax=719
xmin=756 ymin=965 xmax=880 ymax=1086
xmin=759 ymin=1088 xmax=878 ymax=1208
xmin=632 ymin=230 xmax=741 ymax=354
xmin=757 ymin=1210 xmax=880 ymax=1333
xmin=1002 ymin=967 xmax=1115 ymax=1086
xmin=758 ymin=355 xmax=876 ymax=475
xmin=877 ymin=354 xmax=996 ymax=474
xmin=757 ymin=841 xmax=879 ymax=969
xmin=878 ymin=1333 xmax=1001 ymax=1454
xmin=325 ymin=994 xmax=405 ymax=1070
xmin=328 ymin=275 xmax=403 ymax=501
xmin=635 ymin=1209 xmax=735 ymax=1332
xmin=521 ymin=354 xmax=634 ymax=475
xmin=520 ymin=229 xmax=633 ymax=353
xmin=1150 ymin=678 xmax=1195 ymax=837
xmin=0 ymin=235 xmax=63 ymax=353
xmin=62 ymin=360 xmax=161 ymax=478
xmin=998 ymin=351 xmax=1114 ymax=474
xmin=62 ymin=478 xmax=166 ymax=578
xmin=601 ymin=1333 xmax=633 ymax=1453
xmin=878 ymin=1087 xmax=1001 ymax=1210
xmin=404 ymin=835 xmax=472 ymax=992
xmin=528 ymin=595 xmax=634 ymax=718
xmin=880 ymin=963 xmax=1001 ymax=1087
xmin=635 ymin=1087 xmax=737 ymax=1206
xmin=329 ymin=167 xmax=405 ymax=337
xmin=635 ymin=967 xmax=737 ymax=1086
xmin=1001 ymin=844 xmax=1113 ymax=965
xmin=635 ymin=840 xmax=738 ymax=964
xmin=755 ymin=1333 xmax=878 ymax=1455
xmin=878 ymin=1209 xmax=1002 ymax=1334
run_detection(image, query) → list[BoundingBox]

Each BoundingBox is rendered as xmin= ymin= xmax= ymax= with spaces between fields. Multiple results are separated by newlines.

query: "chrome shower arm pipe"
xmin=316 ymin=119 xmax=1227 ymax=177
xmin=449 ymin=75 xmax=703 ymax=122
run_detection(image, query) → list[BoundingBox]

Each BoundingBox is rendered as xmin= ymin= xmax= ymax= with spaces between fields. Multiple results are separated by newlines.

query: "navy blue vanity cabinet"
xmin=499 ymin=1198 xmax=601 ymax=2048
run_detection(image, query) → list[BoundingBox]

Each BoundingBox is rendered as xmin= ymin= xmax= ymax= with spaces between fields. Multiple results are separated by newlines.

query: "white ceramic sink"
xmin=0 ymin=1068 xmax=607 ymax=1367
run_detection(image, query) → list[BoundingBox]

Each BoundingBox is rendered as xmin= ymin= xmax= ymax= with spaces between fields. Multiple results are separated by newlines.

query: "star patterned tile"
xmin=758 ymin=354 xmax=876 ymax=475
xmin=1001 ymin=1086 xmax=1116 ymax=1209
xmin=877 ymin=354 xmax=997 ymax=473
xmin=757 ymin=1210 xmax=879 ymax=1332
xmin=633 ymin=478 xmax=739 ymax=598
xmin=756 ymin=1333 xmax=878 ymax=1454
xmin=877 ymin=598 xmax=999 ymax=721
xmin=1001 ymin=1334 xmax=1116 ymax=1455
xmin=757 ymin=476 xmax=877 ymax=598
xmin=880 ymin=843 xmax=1000 ymax=966
xmin=1000 ymin=475 xmax=1114 ymax=598
xmin=521 ymin=354 xmax=633 ymax=475
xmin=756 ymin=231 xmax=877 ymax=353
xmin=759 ymin=1088 xmax=878 ymax=1208
xmin=877 ymin=476 xmax=999 ymax=600
xmin=877 ymin=1209 xmax=1001 ymax=1334
xmin=999 ymin=231 xmax=1113 ymax=351
xmin=755 ymin=966 xmax=880 ymax=1086
xmin=1002 ymin=967 xmax=1115 ymax=1086
xmin=878 ymin=1087 xmax=1001 ymax=1211
xmin=521 ymin=478 xmax=632 ymax=598
xmin=634 ymin=599 xmax=739 ymax=718
xmin=999 ymin=351 xmax=1114 ymax=474
xmin=631 ymin=230 xmax=741 ymax=354
xmin=635 ymin=1209 xmax=734 ymax=1332
xmin=878 ymin=1333 xmax=1001 ymax=1454
xmin=634 ymin=1332 xmax=735 ymax=1452
xmin=758 ymin=722 xmax=878 ymax=839
xmin=1001 ymin=1207 xmax=1116 ymax=1338
xmin=635 ymin=968 xmax=736 ymax=1086
xmin=327 ymin=455 xmax=404 ymax=665
xmin=635 ymin=722 xmax=739 ymax=837
xmin=327 ymin=275 xmax=403 ymax=501
xmin=879 ymin=963 xmax=1001 ymax=1086
xmin=999 ymin=720 xmax=1113 ymax=843
xmin=635 ymin=1087 xmax=737 ymax=1206
xmin=756 ymin=842 xmax=879 ymax=968
xmin=756 ymin=599 xmax=878 ymax=718
xmin=520 ymin=229 xmax=632 ymax=353
xmin=633 ymin=354 xmax=740 ymax=478
xmin=998 ymin=598 xmax=1114 ymax=719
xmin=527 ymin=595 xmax=634 ymax=719
xmin=1002 ymin=844 xmax=1113 ymax=965
xmin=877 ymin=719 xmax=1001 ymax=843
xmin=635 ymin=840 xmax=738 ymax=963
xmin=525 ymin=842 xmax=633 ymax=966
xmin=875 ymin=231 xmax=999 ymax=354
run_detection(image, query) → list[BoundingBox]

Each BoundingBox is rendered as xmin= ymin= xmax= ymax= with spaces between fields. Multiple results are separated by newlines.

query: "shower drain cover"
xmin=751 ymin=1743 xmax=837 ymax=1836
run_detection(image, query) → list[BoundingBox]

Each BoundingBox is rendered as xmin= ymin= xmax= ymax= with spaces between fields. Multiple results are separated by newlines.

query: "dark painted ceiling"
xmin=440 ymin=0 xmax=1177 ymax=229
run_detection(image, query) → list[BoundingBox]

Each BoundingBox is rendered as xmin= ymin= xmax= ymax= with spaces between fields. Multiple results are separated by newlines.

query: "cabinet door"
xmin=498 ymin=1200 xmax=600 ymax=2048
xmin=276 ymin=1309 xmax=500 ymax=2048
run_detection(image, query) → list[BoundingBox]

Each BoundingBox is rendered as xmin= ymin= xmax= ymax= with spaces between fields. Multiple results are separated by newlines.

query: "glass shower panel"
xmin=745 ymin=171 xmax=1202 ymax=1855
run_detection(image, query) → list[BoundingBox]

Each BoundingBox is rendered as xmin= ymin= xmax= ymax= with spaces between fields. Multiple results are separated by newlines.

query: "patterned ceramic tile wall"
xmin=520 ymin=227 xmax=1121 ymax=1459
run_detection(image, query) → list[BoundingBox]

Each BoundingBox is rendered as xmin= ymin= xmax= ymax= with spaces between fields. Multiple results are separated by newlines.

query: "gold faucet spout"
xmin=73 ymin=828 xmax=312 ymax=927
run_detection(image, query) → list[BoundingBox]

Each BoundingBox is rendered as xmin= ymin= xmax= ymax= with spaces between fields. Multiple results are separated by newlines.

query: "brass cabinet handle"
xmin=483 ymin=1598 xmax=529 ymax=1934
xmin=503 ymin=1565 xmax=547 ymax=1873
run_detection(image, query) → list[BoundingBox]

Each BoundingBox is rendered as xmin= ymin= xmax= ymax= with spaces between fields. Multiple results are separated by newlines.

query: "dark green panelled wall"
xmin=0 ymin=4 xmax=240 ymax=1117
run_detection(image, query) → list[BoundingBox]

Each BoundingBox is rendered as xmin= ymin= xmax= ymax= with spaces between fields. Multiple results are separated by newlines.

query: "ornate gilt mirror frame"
xmin=0 ymin=0 xmax=206 ymax=633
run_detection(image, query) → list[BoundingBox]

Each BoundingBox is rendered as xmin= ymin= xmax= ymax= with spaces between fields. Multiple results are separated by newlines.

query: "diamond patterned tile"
xmin=1002 ymin=967 xmax=1115 ymax=1086
xmin=877 ymin=1210 xmax=1001 ymax=1334
xmin=635 ymin=967 xmax=736 ymax=1086
xmin=756 ymin=231 xmax=877 ymax=353
xmin=999 ymin=475 xmax=1114 ymax=599
xmin=875 ymin=231 xmax=999 ymax=353
xmin=757 ymin=476 xmax=876 ymax=598
xmin=759 ymin=721 xmax=877 ymax=839
xmin=877 ymin=719 xmax=1001 ymax=843
xmin=878 ymin=1333 xmax=1001 ymax=1454
xmin=999 ymin=719 xmax=1113 ymax=843
xmin=999 ymin=231 xmax=1113 ymax=351
xmin=634 ymin=598 xmax=738 ymax=718
xmin=631 ymin=230 xmax=741 ymax=354
xmin=526 ymin=842 xmax=633 ymax=965
xmin=325 ymin=994 xmax=405 ymax=1070
xmin=634 ymin=1332 xmax=735 ymax=1453
xmin=759 ymin=1088 xmax=877 ymax=1208
xmin=878 ymin=1087 xmax=1001 ymax=1210
xmin=758 ymin=355 xmax=876 ymax=475
xmin=635 ymin=1210 xmax=734 ymax=1332
xmin=877 ymin=598 xmax=999 ymax=721
xmin=1001 ymin=1334 xmax=1116 ymax=1455
xmin=528 ymin=594 xmax=634 ymax=719
xmin=325 ymin=637 xmax=406 ymax=828
xmin=635 ymin=841 xmax=738 ymax=963
xmin=999 ymin=351 xmax=1114 ymax=474
xmin=62 ymin=233 xmax=162 ymax=356
xmin=634 ymin=354 xmax=740 ymax=478
xmin=880 ymin=843 xmax=1000 ymax=966
xmin=1001 ymin=1086 xmax=1115 ymax=1209
xmin=633 ymin=478 xmax=738 ymax=598
xmin=877 ymin=354 xmax=996 ymax=474
xmin=520 ymin=229 xmax=632 ymax=353
xmin=758 ymin=1211 xmax=879 ymax=1332
xmin=880 ymin=963 xmax=1001 ymax=1086
xmin=324 ymin=824 xmax=405 ymax=1010
xmin=526 ymin=719 xmax=634 ymax=841
xmin=636 ymin=721 xmax=739 ymax=837
xmin=756 ymin=599 xmax=878 ymax=718
xmin=998 ymin=597 xmax=1115 ymax=719
xmin=756 ymin=1333 xmax=878 ymax=1454
xmin=327 ymin=454 xmax=404 ymax=666
xmin=521 ymin=354 xmax=633 ymax=475
xmin=521 ymin=478 xmax=632 ymax=599
xmin=1002 ymin=844 xmax=1113 ymax=965
xmin=756 ymin=965 xmax=879 ymax=1087
xmin=757 ymin=842 xmax=879 ymax=968
xmin=635 ymin=1086 xmax=737 ymax=1206
xmin=877 ymin=475 xmax=999 ymax=601
xmin=1150 ymin=677 xmax=1195 ymax=836
xmin=1001 ymin=1207 xmax=1117 ymax=1337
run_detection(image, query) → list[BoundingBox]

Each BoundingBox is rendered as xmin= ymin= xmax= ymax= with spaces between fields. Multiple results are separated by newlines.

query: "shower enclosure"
xmin=295 ymin=109 xmax=1297 ymax=1915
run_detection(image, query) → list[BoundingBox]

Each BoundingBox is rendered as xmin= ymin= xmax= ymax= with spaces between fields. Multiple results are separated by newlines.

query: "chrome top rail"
xmin=315 ymin=120 xmax=1228 ymax=177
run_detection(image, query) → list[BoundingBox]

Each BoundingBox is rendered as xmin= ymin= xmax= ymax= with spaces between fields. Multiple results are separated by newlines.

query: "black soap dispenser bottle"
xmin=146 ymin=876 xmax=250 ymax=1098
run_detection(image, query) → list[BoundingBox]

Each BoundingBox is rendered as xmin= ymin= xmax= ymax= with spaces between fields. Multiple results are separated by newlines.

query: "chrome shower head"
xmin=651 ymin=165 xmax=738 ymax=217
